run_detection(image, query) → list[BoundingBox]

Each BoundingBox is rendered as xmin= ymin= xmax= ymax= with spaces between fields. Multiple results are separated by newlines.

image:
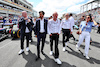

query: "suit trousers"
xmin=20 ymin=33 xmax=30 ymax=49
xmin=69 ymin=34 xmax=75 ymax=41
xmin=62 ymin=29 xmax=70 ymax=47
xmin=37 ymin=33 xmax=46 ymax=57
xmin=50 ymin=34 xmax=59 ymax=59
xmin=29 ymin=30 xmax=32 ymax=40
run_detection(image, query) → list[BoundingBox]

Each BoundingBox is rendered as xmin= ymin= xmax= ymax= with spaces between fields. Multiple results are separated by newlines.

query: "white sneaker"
xmin=76 ymin=45 xmax=79 ymax=51
xmin=49 ymin=51 xmax=53 ymax=56
xmin=55 ymin=58 xmax=62 ymax=64
xmin=26 ymin=47 xmax=29 ymax=52
xmin=29 ymin=40 xmax=31 ymax=42
xmin=63 ymin=47 xmax=66 ymax=52
xmin=83 ymin=53 xmax=86 ymax=56
xmin=18 ymin=49 xmax=24 ymax=55
xmin=86 ymin=55 xmax=90 ymax=60
xmin=65 ymin=42 xmax=68 ymax=46
xmin=83 ymin=54 xmax=90 ymax=60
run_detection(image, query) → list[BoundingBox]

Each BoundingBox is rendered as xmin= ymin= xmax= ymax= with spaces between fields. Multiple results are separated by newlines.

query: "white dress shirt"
xmin=61 ymin=18 xmax=73 ymax=32
xmin=25 ymin=20 xmax=30 ymax=33
xmin=40 ymin=18 xmax=45 ymax=33
xmin=69 ymin=16 xmax=75 ymax=26
xmin=48 ymin=19 xmax=61 ymax=35
xmin=69 ymin=16 xmax=75 ymax=32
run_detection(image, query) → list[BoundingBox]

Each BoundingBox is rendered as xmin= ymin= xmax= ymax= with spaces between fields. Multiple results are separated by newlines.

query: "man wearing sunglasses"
xmin=60 ymin=13 xmax=73 ymax=52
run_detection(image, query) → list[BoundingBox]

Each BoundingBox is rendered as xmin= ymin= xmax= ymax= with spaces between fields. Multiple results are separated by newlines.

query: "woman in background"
xmin=76 ymin=15 xmax=97 ymax=60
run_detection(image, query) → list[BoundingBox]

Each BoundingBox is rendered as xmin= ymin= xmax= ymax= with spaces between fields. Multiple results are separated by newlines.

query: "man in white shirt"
xmin=69 ymin=13 xmax=78 ymax=41
xmin=69 ymin=13 xmax=74 ymax=29
xmin=48 ymin=12 xmax=62 ymax=65
xmin=61 ymin=13 xmax=73 ymax=52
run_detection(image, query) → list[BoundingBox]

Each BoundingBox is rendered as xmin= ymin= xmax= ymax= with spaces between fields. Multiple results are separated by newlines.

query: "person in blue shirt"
xmin=76 ymin=15 xmax=97 ymax=60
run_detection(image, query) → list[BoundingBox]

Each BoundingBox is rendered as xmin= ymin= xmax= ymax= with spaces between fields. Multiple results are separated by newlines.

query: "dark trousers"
xmin=62 ymin=29 xmax=70 ymax=47
xmin=29 ymin=30 xmax=32 ymax=40
xmin=69 ymin=34 xmax=75 ymax=40
xmin=33 ymin=27 xmax=37 ymax=35
xmin=97 ymin=26 xmax=100 ymax=33
xmin=37 ymin=33 xmax=46 ymax=57
xmin=50 ymin=34 xmax=59 ymax=59
xmin=20 ymin=33 xmax=30 ymax=49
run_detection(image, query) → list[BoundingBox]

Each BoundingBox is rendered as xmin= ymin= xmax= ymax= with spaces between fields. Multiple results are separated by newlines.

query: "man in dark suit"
xmin=35 ymin=11 xmax=48 ymax=61
xmin=18 ymin=11 xmax=34 ymax=55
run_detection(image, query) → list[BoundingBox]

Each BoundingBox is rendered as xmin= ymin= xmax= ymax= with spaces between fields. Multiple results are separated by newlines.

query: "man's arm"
xmin=47 ymin=20 xmax=51 ymax=35
xmin=29 ymin=18 xmax=34 ymax=25
xmin=19 ymin=17 xmax=25 ymax=26
xmin=35 ymin=20 xmax=38 ymax=35
xmin=60 ymin=20 xmax=63 ymax=32
xmin=58 ymin=20 xmax=61 ymax=34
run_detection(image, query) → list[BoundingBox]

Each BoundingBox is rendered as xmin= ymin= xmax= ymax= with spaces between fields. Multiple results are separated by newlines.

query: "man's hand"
xmin=70 ymin=32 xmax=72 ymax=34
xmin=28 ymin=19 xmax=31 ymax=22
xmin=50 ymin=34 xmax=52 ymax=36
xmin=57 ymin=33 xmax=59 ymax=35
xmin=79 ymin=31 xmax=82 ymax=34
xmin=24 ymin=17 xmax=28 ymax=20
xmin=69 ymin=29 xmax=71 ymax=31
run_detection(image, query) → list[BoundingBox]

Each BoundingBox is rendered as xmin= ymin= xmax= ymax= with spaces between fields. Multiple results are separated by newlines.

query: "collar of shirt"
xmin=62 ymin=18 xmax=69 ymax=22
xmin=70 ymin=16 xmax=73 ymax=18
xmin=40 ymin=18 xmax=44 ymax=25
xmin=40 ymin=18 xmax=44 ymax=21
xmin=65 ymin=18 xmax=69 ymax=22
xmin=53 ymin=19 xmax=58 ymax=23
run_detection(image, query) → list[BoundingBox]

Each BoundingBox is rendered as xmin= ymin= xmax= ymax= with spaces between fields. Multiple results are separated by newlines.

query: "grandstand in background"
xmin=0 ymin=0 xmax=37 ymax=22
xmin=76 ymin=0 xmax=100 ymax=23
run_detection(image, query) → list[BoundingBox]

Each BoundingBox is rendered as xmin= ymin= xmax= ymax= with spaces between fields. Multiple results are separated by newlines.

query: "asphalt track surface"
xmin=0 ymin=29 xmax=100 ymax=67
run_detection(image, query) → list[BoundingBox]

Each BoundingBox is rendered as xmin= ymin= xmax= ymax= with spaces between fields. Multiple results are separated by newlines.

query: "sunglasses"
xmin=65 ymin=15 xmax=69 ymax=17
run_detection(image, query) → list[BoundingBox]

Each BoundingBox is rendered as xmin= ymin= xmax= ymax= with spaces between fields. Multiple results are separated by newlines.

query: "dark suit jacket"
xmin=19 ymin=17 xmax=34 ymax=35
xmin=29 ymin=17 xmax=34 ymax=30
xmin=36 ymin=18 xmax=48 ymax=36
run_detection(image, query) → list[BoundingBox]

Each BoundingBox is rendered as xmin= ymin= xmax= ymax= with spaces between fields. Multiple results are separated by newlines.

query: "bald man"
xmin=18 ymin=11 xmax=34 ymax=55
xmin=48 ymin=12 xmax=62 ymax=64
xmin=60 ymin=13 xmax=73 ymax=52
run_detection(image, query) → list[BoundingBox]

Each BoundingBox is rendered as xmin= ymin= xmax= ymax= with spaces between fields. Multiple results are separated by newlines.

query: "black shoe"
xmin=29 ymin=39 xmax=33 ymax=42
xmin=35 ymin=57 xmax=40 ymax=61
xmin=41 ymin=51 xmax=45 ymax=55
xmin=90 ymin=42 xmax=92 ymax=45
xmin=74 ymin=39 xmax=78 ymax=41
xmin=31 ymin=39 xmax=33 ymax=42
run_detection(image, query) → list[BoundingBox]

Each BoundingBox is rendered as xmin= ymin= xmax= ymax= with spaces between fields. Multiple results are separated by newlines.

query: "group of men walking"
xmin=18 ymin=10 xmax=95 ymax=65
